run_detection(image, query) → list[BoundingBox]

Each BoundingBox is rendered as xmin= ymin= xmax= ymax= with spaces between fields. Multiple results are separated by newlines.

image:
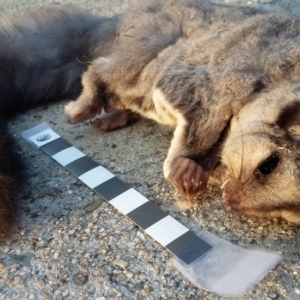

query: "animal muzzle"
xmin=221 ymin=178 xmax=243 ymax=211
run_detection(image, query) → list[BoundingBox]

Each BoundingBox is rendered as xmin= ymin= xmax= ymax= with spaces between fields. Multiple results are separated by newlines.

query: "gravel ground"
xmin=1 ymin=0 xmax=300 ymax=299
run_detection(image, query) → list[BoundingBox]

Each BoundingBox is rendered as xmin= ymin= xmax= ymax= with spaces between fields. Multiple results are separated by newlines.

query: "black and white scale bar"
xmin=22 ymin=123 xmax=212 ymax=265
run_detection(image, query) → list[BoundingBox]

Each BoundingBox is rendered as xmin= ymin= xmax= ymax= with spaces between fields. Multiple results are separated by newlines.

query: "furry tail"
xmin=0 ymin=122 xmax=24 ymax=237
xmin=0 ymin=7 xmax=119 ymax=237
xmin=0 ymin=6 xmax=119 ymax=116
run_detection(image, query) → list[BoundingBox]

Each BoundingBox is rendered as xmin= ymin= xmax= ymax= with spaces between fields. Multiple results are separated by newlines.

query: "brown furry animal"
xmin=221 ymin=84 xmax=300 ymax=223
xmin=65 ymin=0 xmax=300 ymax=224
xmin=2 ymin=0 xmax=300 ymax=237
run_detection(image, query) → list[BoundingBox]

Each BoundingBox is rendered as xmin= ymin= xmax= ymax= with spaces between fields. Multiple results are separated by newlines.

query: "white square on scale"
xmin=79 ymin=166 xmax=114 ymax=189
xmin=110 ymin=188 xmax=149 ymax=215
xmin=52 ymin=147 xmax=86 ymax=166
xmin=145 ymin=215 xmax=189 ymax=246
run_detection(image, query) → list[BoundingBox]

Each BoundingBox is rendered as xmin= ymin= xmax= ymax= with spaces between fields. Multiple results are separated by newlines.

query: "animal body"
xmin=0 ymin=7 xmax=119 ymax=237
xmin=65 ymin=0 xmax=300 ymax=224
xmin=2 ymin=0 xmax=300 ymax=237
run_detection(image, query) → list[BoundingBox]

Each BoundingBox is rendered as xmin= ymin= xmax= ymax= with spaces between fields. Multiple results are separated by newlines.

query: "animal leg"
xmin=65 ymin=60 xmax=108 ymax=124
xmin=163 ymin=121 xmax=211 ymax=200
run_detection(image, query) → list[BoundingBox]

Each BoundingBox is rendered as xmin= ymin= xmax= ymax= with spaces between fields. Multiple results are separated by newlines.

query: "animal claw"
xmin=167 ymin=157 xmax=209 ymax=200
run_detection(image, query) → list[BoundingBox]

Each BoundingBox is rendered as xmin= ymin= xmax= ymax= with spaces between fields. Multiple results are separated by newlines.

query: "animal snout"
xmin=221 ymin=179 xmax=243 ymax=210
xmin=222 ymin=193 xmax=241 ymax=210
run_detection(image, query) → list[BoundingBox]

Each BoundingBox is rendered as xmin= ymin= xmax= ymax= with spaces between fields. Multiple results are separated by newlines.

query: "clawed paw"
xmin=90 ymin=110 xmax=135 ymax=131
xmin=167 ymin=157 xmax=209 ymax=200
xmin=65 ymin=99 xmax=102 ymax=124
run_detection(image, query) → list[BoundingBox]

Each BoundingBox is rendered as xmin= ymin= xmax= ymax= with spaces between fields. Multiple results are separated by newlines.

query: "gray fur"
xmin=3 ymin=0 xmax=300 ymax=237
xmin=0 ymin=6 xmax=119 ymax=116
xmin=65 ymin=0 xmax=300 ymax=224
xmin=0 ymin=6 xmax=119 ymax=237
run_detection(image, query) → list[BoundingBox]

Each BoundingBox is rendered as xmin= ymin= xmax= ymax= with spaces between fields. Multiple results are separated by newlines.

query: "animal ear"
xmin=276 ymin=101 xmax=300 ymax=141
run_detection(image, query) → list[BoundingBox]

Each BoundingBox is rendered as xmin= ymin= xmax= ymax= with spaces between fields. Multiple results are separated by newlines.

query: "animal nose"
xmin=222 ymin=193 xmax=240 ymax=210
xmin=221 ymin=179 xmax=242 ymax=210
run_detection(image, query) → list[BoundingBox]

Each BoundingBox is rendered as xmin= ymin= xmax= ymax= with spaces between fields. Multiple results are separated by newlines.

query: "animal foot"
xmin=65 ymin=98 xmax=102 ymax=124
xmin=91 ymin=110 xmax=137 ymax=131
xmin=167 ymin=157 xmax=209 ymax=200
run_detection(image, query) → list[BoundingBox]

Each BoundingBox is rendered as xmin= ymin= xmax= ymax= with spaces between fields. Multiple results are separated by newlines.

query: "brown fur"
xmin=3 ymin=0 xmax=300 ymax=237
xmin=0 ymin=132 xmax=18 ymax=238
xmin=65 ymin=0 xmax=300 ymax=224
xmin=0 ymin=173 xmax=15 ymax=237
xmin=221 ymin=84 xmax=300 ymax=223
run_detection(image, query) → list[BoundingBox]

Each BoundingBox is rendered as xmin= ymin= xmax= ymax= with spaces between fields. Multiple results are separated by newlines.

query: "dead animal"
xmin=2 ymin=0 xmax=300 ymax=237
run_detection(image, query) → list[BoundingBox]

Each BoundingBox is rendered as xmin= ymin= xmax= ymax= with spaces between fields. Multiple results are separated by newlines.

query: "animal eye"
xmin=255 ymin=153 xmax=280 ymax=181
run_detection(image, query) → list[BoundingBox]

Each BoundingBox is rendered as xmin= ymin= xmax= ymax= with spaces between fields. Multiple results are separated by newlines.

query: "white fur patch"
xmin=151 ymin=89 xmax=189 ymax=178
xmin=152 ymin=88 xmax=179 ymax=126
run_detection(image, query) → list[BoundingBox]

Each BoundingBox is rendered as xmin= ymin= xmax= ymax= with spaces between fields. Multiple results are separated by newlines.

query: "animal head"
xmin=219 ymin=83 xmax=300 ymax=224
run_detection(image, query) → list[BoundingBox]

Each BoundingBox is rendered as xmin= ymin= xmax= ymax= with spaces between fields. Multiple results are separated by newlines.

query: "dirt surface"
xmin=1 ymin=0 xmax=300 ymax=299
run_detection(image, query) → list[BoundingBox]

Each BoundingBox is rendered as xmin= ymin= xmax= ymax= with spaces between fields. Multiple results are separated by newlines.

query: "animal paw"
xmin=65 ymin=99 xmax=102 ymax=124
xmin=91 ymin=110 xmax=136 ymax=131
xmin=167 ymin=157 xmax=209 ymax=200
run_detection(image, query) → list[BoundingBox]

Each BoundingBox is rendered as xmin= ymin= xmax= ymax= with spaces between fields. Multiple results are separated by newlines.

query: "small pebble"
xmin=34 ymin=280 xmax=45 ymax=289
xmin=137 ymin=232 xmax=145 ymax=240
xmin=74 ymin=273 xmax=88 ymax=286
xmin=112 ymin=259 xmax=128 ymax=268
xmin=57 ymin=278 xmax=67 ymax=287
xmin=116 ymin=273 xmax=127 ymax=282
xmin=85 ymin=199 xmax=103 ymax=212
xmin=0 ymin=260 xmax=6 ymax=269
xmin=93 ymin=270 xmax=101 ymax=276
xmin=37 ymin=188 xmax=57 ymax=198
xmin=13 ymin=276 xmax=23 ymax=285
xmin=30 ymin=212 xmax=38 ymax=218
